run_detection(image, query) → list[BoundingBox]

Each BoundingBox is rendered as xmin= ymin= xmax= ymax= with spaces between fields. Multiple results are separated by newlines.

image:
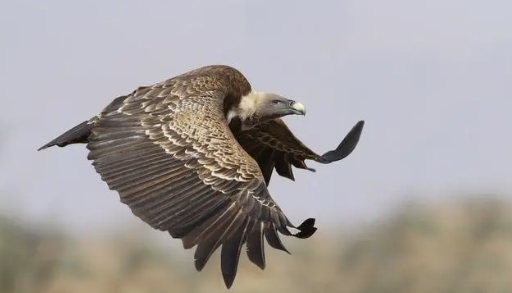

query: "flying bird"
xmin=38 ymin=65 xmax=364 ymax=288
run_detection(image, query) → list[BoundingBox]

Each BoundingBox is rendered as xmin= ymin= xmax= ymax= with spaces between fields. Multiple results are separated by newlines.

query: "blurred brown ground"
xmin=1 ymin=196 xmax=512 ymax=293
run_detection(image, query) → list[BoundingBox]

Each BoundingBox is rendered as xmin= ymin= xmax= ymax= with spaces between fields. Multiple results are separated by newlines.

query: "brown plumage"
xmin=38 ymin=65 xmax=364 ymax=288
xmin=235 ymin=118 xmax=364 ymax=185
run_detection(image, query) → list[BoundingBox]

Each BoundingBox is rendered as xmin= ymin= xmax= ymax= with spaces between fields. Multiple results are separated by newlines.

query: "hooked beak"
xmin=289 ymin=101 xmax=306 ymax=116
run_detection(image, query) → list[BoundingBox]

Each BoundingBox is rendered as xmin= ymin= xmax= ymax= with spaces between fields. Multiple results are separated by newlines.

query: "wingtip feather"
xmin=316 ymin=120 xmax=365 ymax=164
xmin=246 ymin=222 xmax=266 ymax=270
xmin=294 ymin=218 xmax=317 ymax=239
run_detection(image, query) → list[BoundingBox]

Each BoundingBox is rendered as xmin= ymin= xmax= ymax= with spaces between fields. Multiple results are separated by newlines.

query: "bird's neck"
xmin=225 ymin=91 xmax=266 ymax=131
xmin=240 ymin=115 xmax=261 ymax=131
xmin=227 ymin=109 xmax=260 ymax=131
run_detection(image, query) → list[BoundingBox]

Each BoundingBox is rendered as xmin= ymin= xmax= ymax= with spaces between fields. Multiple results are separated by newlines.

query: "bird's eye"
xmin=272 ymin=100 xmax=281 ymax=105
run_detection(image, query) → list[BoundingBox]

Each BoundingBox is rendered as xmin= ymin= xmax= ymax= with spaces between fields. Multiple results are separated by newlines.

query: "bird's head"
xmin=259 ymin=93 xmax=306 ymax=118
xmin=238 ymin=91 xmax=306 ymax=124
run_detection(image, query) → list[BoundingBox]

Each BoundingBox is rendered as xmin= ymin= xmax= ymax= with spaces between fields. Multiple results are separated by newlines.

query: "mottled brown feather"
xmin=234 ymin=118 xmax=365 ymax=185
xmin=234 ymin=119 xmax=317 ymax=184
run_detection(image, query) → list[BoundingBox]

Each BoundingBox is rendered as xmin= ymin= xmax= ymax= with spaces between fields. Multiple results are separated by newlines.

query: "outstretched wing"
xmin=235 ymin=119 xmax=364 ymax=185
xmin=86 ymin=76 xmax=316 ymax=288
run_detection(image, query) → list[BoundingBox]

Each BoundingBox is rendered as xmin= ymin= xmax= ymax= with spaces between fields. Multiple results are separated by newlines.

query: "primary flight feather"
xmin=38 ymin=65 xmax=364 ymax=288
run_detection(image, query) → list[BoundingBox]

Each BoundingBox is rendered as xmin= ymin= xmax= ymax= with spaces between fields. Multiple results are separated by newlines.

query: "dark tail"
xmin=38 ymin=120 xmax=94 ymax=151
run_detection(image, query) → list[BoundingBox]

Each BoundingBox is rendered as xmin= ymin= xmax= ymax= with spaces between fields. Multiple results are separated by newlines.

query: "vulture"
xmin=38 ymin=65 xmax=364 ymax=288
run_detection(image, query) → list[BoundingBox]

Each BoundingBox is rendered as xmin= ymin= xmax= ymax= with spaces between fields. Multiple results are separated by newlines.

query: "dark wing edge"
xmin=37 ymin=119 xmax=95 ymax=151
xmin=235 ymin=119 xmax=365 ymax=185
xmin=315 ymin=120 xmax=365 ymax=164
xmin=85 ymin=92 xmax=316 ymax=289
xmin=37 ymin=95 xmax=134 ymax=151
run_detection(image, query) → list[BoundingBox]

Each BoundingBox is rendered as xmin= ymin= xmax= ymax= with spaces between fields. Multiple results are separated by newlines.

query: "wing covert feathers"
xmin=84 ymin=67 xmax=316 ymax=289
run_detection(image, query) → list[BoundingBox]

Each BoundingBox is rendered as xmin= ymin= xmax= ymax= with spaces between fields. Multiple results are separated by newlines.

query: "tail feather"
xmin=38 ymin=120 xmax=94 ymax=151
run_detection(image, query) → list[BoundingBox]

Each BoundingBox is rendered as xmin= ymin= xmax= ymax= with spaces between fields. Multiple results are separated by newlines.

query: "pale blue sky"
xmin=1 ymin=0 xmax=511 ymax=236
